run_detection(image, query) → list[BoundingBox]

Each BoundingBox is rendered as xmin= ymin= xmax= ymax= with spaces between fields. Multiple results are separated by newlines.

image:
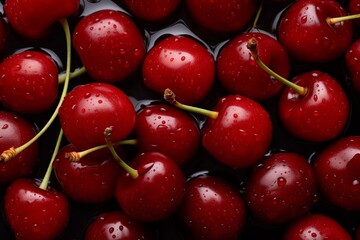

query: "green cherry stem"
xmin=58 ymin=66 xmax=86 ymax=84
xmin=0 ymin=18 xmax=72 ymax=162
xmin=251 ymin=0 xmax=264 ymax=30
xmin=65 ymin=139 xmax=138 ymax=161
xmin=327 ymin=13 xmax=360 ymax=25
xmin=246 ymin=37 xmax=307 ymax=96
xmin=104 ymin=127 xmax=139 ymax=179
xmin=39 ymin=129 xmax=63 ymax=190
xmin=163 ymin=88 xmax=219 ymax=119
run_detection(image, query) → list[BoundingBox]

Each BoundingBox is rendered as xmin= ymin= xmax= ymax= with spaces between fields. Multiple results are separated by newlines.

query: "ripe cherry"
xmin=313 ymin=136 xmax=360 ymax=210
xmin=143 ymin=35 xmax=215 ymax=104
xmin=346 ymin=38 xmax=360 ymax=93
xmin=0 ymin=111 xmax=38 ymax=185
xmin=217 ymin=31 xmax=289 ymax=100
xmin=245 ymin=152 xmax=317 ymax=224
xmin=72 ymin=9 xmax=146 ymax=83
xmin=58 ymin=82 xmax=136 ymax=151
xmin=0 ymin=50 xmax=59 ymax=114
xmin=134 ymin=103 xmax=201 ymax=165
xmin=178 ymin=174 xmax=246 ymax=240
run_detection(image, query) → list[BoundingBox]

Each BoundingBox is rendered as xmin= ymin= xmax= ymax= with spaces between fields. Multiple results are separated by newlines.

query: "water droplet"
xmin=84 ymin=92 xmax=91 ymax=99
xmin=109 ymin=227 xmax=114 ymax=233
xmin=1 ymin=124 xmax=8 ymax=129
xmin=300 ymin=15 xmax=307 ymax=24
xmin=277 ymin=177 xmax=287 ymax=186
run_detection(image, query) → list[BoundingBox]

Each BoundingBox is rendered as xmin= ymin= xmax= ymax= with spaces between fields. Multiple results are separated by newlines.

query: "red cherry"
xmin=115 ymin=152 xmax=186 ymax=222
xmin=58 ymin=82 xmax=136 ymax=151
xmin=178 ymin=175 xmax=246 ymax=240
xmin=72 ymin=9 xmax=146 ymax=83
xmin=349 ymin=0 xmax=360 ymax=26
xmin=0 ymin=111 xmax=38 ymax=185
xmin=134 ymin=103 xmax=201 ymax=165
xmin=278 ymin=70 xmax=349 ymax=142
xmin=4 ymin=178 xmax=69 ymax=240
xmin=313 ymin=136 xmax=360 ymax=211
xmin=246 ymin=152 xmax=317 ymax=224
xmin=0 ymin=50 xmax=59 ymax=114
xmin=345 ymin=39 xmax=360 ymax=93
xmin=4 ymin=0 xmax=79 ymax=38
xmin=123 ymin=0 xmax=181 ymax=22
xmin=278 ymin=0 xmax=353 ymax=63
xmin=217 ymin=32 xmax=289 ymax=100
xmin=143 ymin=35 xmax=215 ymax=104
xmin=185 ymin=0 xmax=257 ymax=33
xmin=53 ymin=144 xmax=122 ymax=204
xmin=283 ymin=214 xmax=352 ymax=240
xmin=202 ymin=95 xmax=273 ymax=169
xmin=84 ymin=210 xmax=156 ymax=240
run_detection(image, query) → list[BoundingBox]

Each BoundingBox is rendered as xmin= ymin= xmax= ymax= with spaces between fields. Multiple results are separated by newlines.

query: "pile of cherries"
xmin=0 ymin=0 xmax=359 ymax=239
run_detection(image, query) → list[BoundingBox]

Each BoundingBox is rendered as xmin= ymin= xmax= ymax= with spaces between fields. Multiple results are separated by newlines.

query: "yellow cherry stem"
xmin=327 ymin=13 xmax=360 ymax=25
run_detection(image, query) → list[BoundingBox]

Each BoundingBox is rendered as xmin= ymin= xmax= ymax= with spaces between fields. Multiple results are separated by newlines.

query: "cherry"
xmin=185 ymin=0 xmax=257 ymax=33
xmin=349 ymin=0 xmax=360 ymax=26
xmin=72 ymin=9 xmax=146 ymax=83
xmin=143 ymin=35 xmax=215 ymax=104
xmin=283 ymin=214 xmax=352 ymax=240
xmin=345 ymin=38 xmax=360 ymax=93
xmin=134 ymin=103 xmax=201 ymax=165
xmin=53 ymin=144 xmax=122 ymax=204
xmin=0 ymin=111 xmax=38 ymax=185
xmin=84 ymin=210 xmax=156 ymax=240
xmin=4 ymin=178 xmax=69 ymax=240
xmin=313 ymin=136 xmax=360 ymax=211
xmin=247 ymin=38 xmax=349 ymax=142
xmin=58 ymin=82 xmax=136 ymax=151
xmin=115 ymin=152 xmax=186 ymax=222
xmin=245 ymin=152 xmax=317 ymax=224
xmin=122 ymin=0 xmax=181 ymax=22
xmin=178 ymin=174 xmax=246 ymax=240
xmin=0 ymin=50 xmax=59 ymax=114
xmin=277 ymin=0 xmax=353 ymax=63
xmin=217 ymin=31 xmax=289 ymax=101
xmin=4 ymin=0 xmax=79 ymax=38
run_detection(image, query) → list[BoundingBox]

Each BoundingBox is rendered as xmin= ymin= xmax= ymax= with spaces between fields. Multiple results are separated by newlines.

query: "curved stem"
xmin=39 ymin=129 xmax=63 ymax=190
xmin=58 ymin=66 xmax=86 ymax=84
xmin=327 ymin=13 xmax=360 ymax=25
xmin=251 ymin=0 xmax=264 ymax=30
xmin=0 ymin=19 xmax=72 ymax=162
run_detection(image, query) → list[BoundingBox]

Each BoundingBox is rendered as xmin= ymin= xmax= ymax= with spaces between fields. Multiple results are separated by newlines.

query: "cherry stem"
xmin=58 ymin=66 xmax=86 ymax=84
xmin=251 ymin=0 xmax=264 ymax=30
xmin=0 ymin=18 xmax=72 ymax=162
xmin=65 ymin=139 xmax=137 ymax=161
xmin=163 ymin=88 xmax=219 ymax=119
xmin=246 ymin=37 xmax=307 ymax=96
xmin=327 ymin=13 xmax=360 ymax=25
xmin=104 ymin=127 xmax=139 ymax=179
xmin=39 ymin=129 xmax=63 ymax=190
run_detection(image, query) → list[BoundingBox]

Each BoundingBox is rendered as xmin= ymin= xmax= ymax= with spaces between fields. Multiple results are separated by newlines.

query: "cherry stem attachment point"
xmin=0 ymin=18 xmax=73 ymax=162
xmin=246 ymin=37 xmax=307 ymax=96
xmin=327 ymin=13 xmax=360 ymax=25
xmin=104 ymin=127 xmax=138 ymax=179
xmin=163 ymin=88 xmax=219 ymax=119
xmin=39 ymin=129 xmax=63 ymax=190
xmin=65 ymin=139 xmax=137 ymax=161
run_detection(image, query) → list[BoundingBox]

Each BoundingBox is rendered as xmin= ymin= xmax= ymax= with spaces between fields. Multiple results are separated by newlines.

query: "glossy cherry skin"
xmin=217 ymin=32 xmax=289 ymax=101
xmin=53 ymin=144 xmax=122 ymax=204
xmin=313 ymin=136 xmax=360 ymax=210
xmin=178 ymin=175 xmax=246 ymax=240
xmin=349 ymin=0 xmax=360 ymax=27
xmin=4 ymin=0 xmax=79 ymax=38
xmin=245 ymin=152 xmax=317 ymax=224
xmin=283 ymin=214 xmax=352 ymax=240
xmin=58 ymin=82 xmax=136 ymax=151
xmin=134 ymin=103 xmax=201 ymax=165
xmin=202 ymin=95 xmax=273 ymax=169
xmin=345 ymin=39 xmax=360 ymax=93
xmin=84 ymin=210 xmax=156 ymax=240
xmin=278 ymin=71 xmax=349 ymax=142
xmin=142 ymin=35 xmax=215 ymax=104
xmin=0 ymin=111 xmax=38 ymax=185
xmin=0 ymin=50 xmax=59 ymax=114
xmin=185 ymin=0 xmax=256 ymax=33
xmin=115 ymin=152 xmax=186 ymax=222
xmin=123 ymin=0 xmax=181 ymax=22
xmin=73 ymin=10 xmax=146 ymax=83
xmin=4 ymin=178 xmax=69 ymax=240
xmin=278 ymin=0 xmax=353 ymax=63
